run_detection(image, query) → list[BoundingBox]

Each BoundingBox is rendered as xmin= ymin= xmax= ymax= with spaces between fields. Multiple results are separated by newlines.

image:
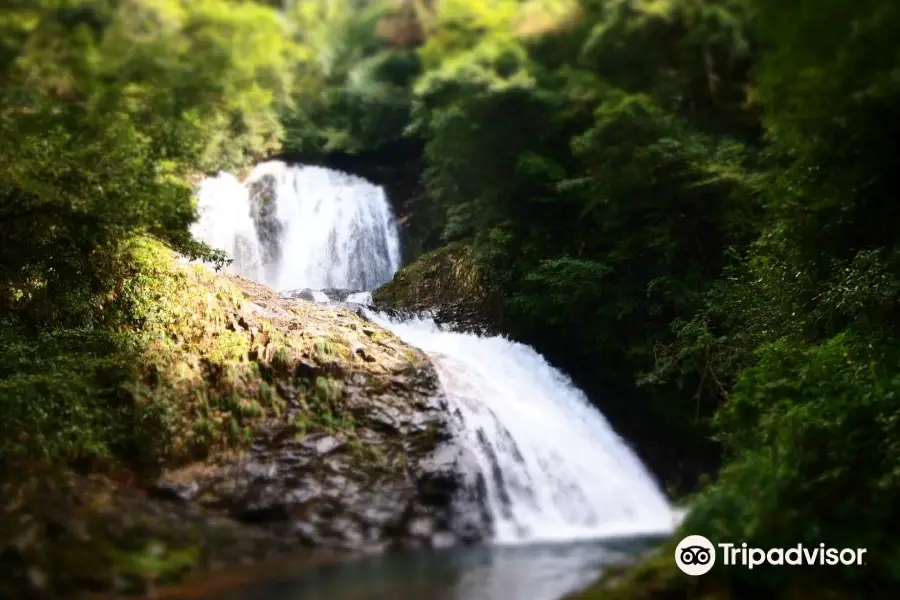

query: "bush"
xmin=683 ymin=331 xmax=900 ymax=590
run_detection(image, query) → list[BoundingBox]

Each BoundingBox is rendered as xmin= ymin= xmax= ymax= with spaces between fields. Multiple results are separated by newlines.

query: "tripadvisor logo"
xmin=674 ymin=535 xmax=868 ymax=576
xmin=675 ymin=535 xmax=716 ymax=575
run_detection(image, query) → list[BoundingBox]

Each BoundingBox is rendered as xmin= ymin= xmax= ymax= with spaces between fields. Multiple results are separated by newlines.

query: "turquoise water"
xmin=212 ymin=536 xmax=665 ymax=600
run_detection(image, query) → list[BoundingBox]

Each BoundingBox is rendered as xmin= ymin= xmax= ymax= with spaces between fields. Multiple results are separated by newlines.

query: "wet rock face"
xmin=153 ymin=276 xmax=491 ymax=553
xmin=371 ymin=242 xmax=500 ymax=336
xmin=283 ymin=287 xmax=366 ymax=304
xmin=248 ymin=173 xmax=283 ymax=281
xmin=154 ymin=392 xmax=489 ymax=552
xmin=154 ymin=394 xmax=489 ymax=552
xmin=414 ymin=443 xmax=493 ymax=545
xmin=375 ymin=303 xmax=499 ymax=337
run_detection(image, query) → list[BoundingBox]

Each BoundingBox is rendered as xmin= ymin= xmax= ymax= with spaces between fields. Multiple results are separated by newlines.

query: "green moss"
xmin=567 ymin=559 xmax=862 ymax=600
xmin=408 ymin=423 xmax=441 ymax=455
xmin=289 ymin=373 xmax=358 ymax=436
xmin=312 ymin=336 xmax=352 ymax=361
xmin=111 ymin=542 xmax=202 ymax=584
xmin=208 ymin=330 xmax=251 ymax=362
xmin=258 ymin=380 xmax=286 ymax=416
xmin=272 ymin=346 xmax=296 ymax=372
xmin=564 ymin=550 xmax=695 ymax=600
xmin=373 ymin=241 xmax=490 ymax=309
xmin=314 ymin=375 xmax=343 ymax=403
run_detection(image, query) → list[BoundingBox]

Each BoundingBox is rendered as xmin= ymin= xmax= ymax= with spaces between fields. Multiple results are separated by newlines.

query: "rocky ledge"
xmin=372 ymin=242 xmax=499 ymax=336
xmin=2 ymin=249 xmax=489 ymax=598
xmin=151 ymin=275 xmax=490 ymax=553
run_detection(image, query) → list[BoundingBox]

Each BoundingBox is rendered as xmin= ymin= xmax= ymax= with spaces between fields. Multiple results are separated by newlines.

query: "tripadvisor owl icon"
xmin=675 ymin=535 xmax=716 ymax=575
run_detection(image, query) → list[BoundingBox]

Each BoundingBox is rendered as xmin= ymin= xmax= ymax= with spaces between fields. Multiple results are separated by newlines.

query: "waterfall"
xmin=366 ymin=312 xmax=677 ymax=543
xmin=191 ymin=161 xmax=401 ymax=291
xmin=192 ymin=163 xmax=677 ymax=545
xmin=192 ymin=172 xmax=265 ymax=282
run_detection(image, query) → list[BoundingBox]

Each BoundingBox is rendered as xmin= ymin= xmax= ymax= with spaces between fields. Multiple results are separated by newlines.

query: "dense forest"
xmin=3 ymin=0 xmax=900 ymax=598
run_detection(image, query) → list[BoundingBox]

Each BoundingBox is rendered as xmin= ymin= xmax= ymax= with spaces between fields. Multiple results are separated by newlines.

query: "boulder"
xmin=150 ymin=273 xmax=490 ymax=552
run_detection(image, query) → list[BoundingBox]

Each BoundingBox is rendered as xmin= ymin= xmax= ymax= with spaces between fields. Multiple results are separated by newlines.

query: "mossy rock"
xmin=373 ymin=241 xmax=484 ymax=309
xmin=373 ymin=241 xmax=499 ymax=334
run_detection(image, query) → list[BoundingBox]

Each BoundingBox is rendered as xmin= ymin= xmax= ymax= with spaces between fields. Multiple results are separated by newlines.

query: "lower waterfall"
xmin=193 ymin=164 xmax=678 ymax=547
xmin=366 ymin=311 xmax=677 ymax=543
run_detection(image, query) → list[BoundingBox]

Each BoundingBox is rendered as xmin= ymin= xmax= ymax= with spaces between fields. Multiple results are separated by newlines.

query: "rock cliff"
xmin=1 ymin=244 xmax=488 ymax=598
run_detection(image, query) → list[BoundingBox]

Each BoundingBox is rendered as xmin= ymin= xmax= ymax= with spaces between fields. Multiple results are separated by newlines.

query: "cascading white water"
xmin=192 ymin=162 xmax=678 ymax=545
xmin=191 ymin=161 xmax=401 ymax=291
xmin=366 ymin=312 xmax=678 ymax=544
xmin=192 ymin=172 xmax=265 ymax=282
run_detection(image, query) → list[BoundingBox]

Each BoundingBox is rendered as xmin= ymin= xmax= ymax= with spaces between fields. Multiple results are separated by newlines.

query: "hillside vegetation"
xmin=366 ymin=0 xmax=900 ymax=596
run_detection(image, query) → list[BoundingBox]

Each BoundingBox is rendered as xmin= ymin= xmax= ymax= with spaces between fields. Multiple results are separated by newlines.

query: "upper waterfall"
xmin=192 ymin=161 xmax=401 ymax=291
xmin=192 ymin=171 xmax=266 ymax=283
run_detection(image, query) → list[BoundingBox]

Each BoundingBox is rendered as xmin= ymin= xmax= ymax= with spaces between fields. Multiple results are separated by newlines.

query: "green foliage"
xmin=381 ymin=0 xmax=900 ymax=594
xmin=1 ymin=0 xmax=298 ymax=332
xmin=651 ymin=1 xmax=900 ymax=594
xmin=372 ymin=241 xmax=493 ymax=310
xmin=684 ymin=332 xmax=900 ymax=590
xmin=401 ymin=0 xmax=761 ymax=493
xmin=0 ymin=325 xmax=141 ymax=464
xmin=0 ymin=0 xmax=302 ymax=470
xmin=281 ymin=0 xmax=420 ymax=154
